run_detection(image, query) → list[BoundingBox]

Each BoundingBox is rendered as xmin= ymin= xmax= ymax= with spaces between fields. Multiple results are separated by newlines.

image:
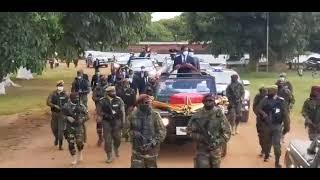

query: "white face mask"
xmin=57 ymin=86 xmax=64 ymax=92
xmin=183 ymin=51 xmax=188 ymax=56
xmin=279 ymin=77 xmax=285 ymax=81
xmin=189 ymin=52 xmax=194 ymax=56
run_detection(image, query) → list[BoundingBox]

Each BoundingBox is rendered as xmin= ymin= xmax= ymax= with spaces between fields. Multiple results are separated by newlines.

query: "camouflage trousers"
xmin=102 ymin=120 xmax=122 ymax=156
xmin=194 ymin=148 xmax=222 ymax=168
xmin=95 ymin=102 xmax=103 ymax=140
xmin=262 ymin=123 xmax=282 ymax=161
xmin=256 ymin=118 xmax=265 ymax=152
xmin=130 ymin=151 xmax=158 ymax=168
xmin=228 ymin=103 xmax=242 ymax=129
xmin=308 ymin=125 xmax=320 ymax=141
xmin=80 ymin=95 xmax=88 ymax=109
xmin=64 ymin=126 xmax=84 ymax=156
xmin=50 ymin=112 xmax=65 ymax=145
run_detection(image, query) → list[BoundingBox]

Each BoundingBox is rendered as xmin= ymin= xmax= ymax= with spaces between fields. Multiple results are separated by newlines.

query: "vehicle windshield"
xmin=211 ymin=71 xmax=239 ymax=84
xmin=131 ymin=60 xmax=154 ymax=68
xmin=157 ymin=78 xmax=216 ymax=96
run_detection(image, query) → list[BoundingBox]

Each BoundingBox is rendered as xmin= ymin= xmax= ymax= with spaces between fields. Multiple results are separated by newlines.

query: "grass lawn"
xmin=240 ymin=71 xmax=320 ymax=124
xmin=0 ymin=66 xmax=77 ymax=115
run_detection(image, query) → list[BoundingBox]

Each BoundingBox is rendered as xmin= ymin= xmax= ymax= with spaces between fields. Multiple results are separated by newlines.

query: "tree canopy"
xmin=0 ymin=12 xmax=151 ymax=79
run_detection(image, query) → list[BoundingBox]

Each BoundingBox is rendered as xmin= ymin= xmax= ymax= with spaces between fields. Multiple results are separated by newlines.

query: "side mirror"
xmin=242 ymin=80 xmax=250 ymax=86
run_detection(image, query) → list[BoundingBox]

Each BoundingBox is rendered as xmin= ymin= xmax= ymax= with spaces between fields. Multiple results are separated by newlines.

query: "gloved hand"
xmin=67 ymin=116 xmax=75 ymax=123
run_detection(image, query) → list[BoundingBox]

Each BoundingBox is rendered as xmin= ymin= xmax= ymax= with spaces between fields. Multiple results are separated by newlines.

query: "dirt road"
xmin=0 ymin=61 xmax=309 ymax=168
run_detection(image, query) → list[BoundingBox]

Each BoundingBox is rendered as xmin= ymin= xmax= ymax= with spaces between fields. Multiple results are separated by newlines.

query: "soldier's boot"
xmin=115 ymin=149 xmax=120 ymax=158
xmin=54 ymin=138 xmax=58 ymax=146
xmin=106 ymin=153 xmax=113 ymax=164
xmin=97 ymin=138 xmax=103 ymax=147
xmin=264 ymin=154 xmax=270 ymax=162
xmin=259 ymin=150 xmax=264 ymax=157
xmin=77 ymin=151 xmax=83 ymax=162
xmin=231 ymin=127 xmax=235 ymax=135
xmin=275 ymin=157 xmax=282 ymax=168
xmin=58 ymin=139 xmax=63 ymax=150
xmin=71 ymin=155 xmax=78 ymax=165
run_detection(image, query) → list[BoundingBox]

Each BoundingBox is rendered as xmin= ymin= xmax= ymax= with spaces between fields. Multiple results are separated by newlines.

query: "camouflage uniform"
xmin=92 ymin=81 xmax=108 ymax=145
xmin=129 ymin=106 xmax=166 ymax=168
xmin=256 ymin=87 xmax=290 ymax=167
xmin=121 ymin=84 xmax=136 ymax=142
xmin=253 ymin=87 xmax=267 ymax=155
xmin=61 ymin=100 xmax=89 ymax=158
xmin=226 ymin=78 xmax=245 ymax=134
xmin=275 ymin=80 xmax=293 ymax=93
xmin=97 ymin=94 xmax=125 ymax=163
xmin=47 ymin=89 xmax=69 ymax=149
xmin=302 ymin=98 xmax=320 ymax=141
xmin=187 ymin=107 xmax=231 ymax=168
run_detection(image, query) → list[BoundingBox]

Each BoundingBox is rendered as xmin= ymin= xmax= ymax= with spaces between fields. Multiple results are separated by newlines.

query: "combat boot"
xmin=54 ymin=138 xmax=58 ymax=146
xmin=114 ymin=149 xmax=120 ymax=158
xmin=71 ymin=155 xmax=78 ymax=165
xmin=58 ymin=139 xmax=63 ymax=150
xmin=77 ymin=151 xmax=83 ymax=162
xmin=275 ymin=156 xmax=282 ymax=168
xmin=106 ymin=154 xmax=113 ymax=164
xmin=264 ymin=154 xmax=270 ymax=162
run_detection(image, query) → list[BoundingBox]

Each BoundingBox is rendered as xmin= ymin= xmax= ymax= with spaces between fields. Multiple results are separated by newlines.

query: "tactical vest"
xmin=123 ymin=88 xmax=135 ymax=107
xmin=310 ymin=100 xmax=320 ymax=124
xmin=134 ymin=110 xmax=156 ymax=142
xmin=262 ymin=97 xmax=283 ymax=125
xmin=101 ymin=97 xmax=123 ymax=120
xmin=278 ymin=87 xmax=291 ymax=105
xmin=51 ymin=92 xmax=68 ymax=112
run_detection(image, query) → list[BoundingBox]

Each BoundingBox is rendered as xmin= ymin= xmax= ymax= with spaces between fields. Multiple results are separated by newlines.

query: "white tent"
xmin=16 ymin=67 xmax=33 ymax=80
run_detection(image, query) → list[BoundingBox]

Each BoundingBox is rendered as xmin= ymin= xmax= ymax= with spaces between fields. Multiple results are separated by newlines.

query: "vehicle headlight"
xmin=161 ymin=118 xmax=169 ymax=126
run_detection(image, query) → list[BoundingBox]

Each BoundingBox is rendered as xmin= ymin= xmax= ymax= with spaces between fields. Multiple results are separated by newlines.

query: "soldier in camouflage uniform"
xmin=97 ymin=86 xmax=125 ymax=163
xmin=92 ymin=75 xmax=108 ymax=146
xmin=253 ymin=86 xmax=268 ymax=157
xmin=226 ymin=74 xmax=245 ymax=135
xmin=275 ymin=72 xmax=293 ymax=93
xmin=121 ymin=79 xmax=136 ymax=142
xmin=128 ymin=94 xmax=166 ymax=168
xmin=302 ymin=86 xmax=320 ymax=141
xmin=187 ymin=93 xmax=231 ymax=168
xmin=61 ymin=92 xmax=89 ymax=165
xmin=47 ymin=80 xmax=69 ymax=150
xmin=277 ymin=79 xmax=295 ymax=143
xmin=256 ymin=85 xmax=290 ymax=168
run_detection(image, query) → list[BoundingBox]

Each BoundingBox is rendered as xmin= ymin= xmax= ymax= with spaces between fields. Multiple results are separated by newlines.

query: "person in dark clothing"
xmin=188 ymin=48 xmax=200 ymax=71
xmin=132 ymin=67 xmax=149 ymax=94
xmin=139 ymin=46 xmax=151 ymax=58
xmin=173 ymin=46 xmax=198 ymax=77
xmin=91 ymin=69 xmax=102 ymax=91
xmin=108 ymin=68 xmax=118 ymax=86
xmin=169 ymin=49 xmax=178 ymax=60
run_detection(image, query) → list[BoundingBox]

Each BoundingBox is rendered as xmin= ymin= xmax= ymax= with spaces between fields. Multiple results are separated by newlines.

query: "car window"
xmin=131 ymin=60 xmax=154 ymax=68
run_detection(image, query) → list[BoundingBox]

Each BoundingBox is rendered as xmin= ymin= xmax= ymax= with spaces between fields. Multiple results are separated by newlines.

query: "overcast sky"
xmin=151 ymin=12 xmax=182 ymax=22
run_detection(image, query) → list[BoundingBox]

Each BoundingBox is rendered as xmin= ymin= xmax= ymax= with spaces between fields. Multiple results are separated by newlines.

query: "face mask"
xmin=141 ymin=69 xmax=145 ymax=73
xmin=57 ymin=86 xmax=64 ymax=92
xmin=183 ymin=51 xmax=188 ymax=56
xmin=189 ymin=52 xmax=194 ymax=56
xmin=78 ymin=76 xmax=82 ymax=79
xmin=279 ymin=77 xmax=285 ymax=81
xmin=139 ymin=104 xmax=151 ymax=112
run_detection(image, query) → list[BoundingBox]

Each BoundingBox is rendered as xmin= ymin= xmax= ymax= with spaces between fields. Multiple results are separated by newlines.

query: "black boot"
xmin=54 ymin=138 xmax=58 ymax=146
xmin=275 ymin=156 xmax=282 ymax=168
xmin=58 ymin=139 xmax=63 ymax=150
xmin=264 ymin=154 xmax=270 ymax=162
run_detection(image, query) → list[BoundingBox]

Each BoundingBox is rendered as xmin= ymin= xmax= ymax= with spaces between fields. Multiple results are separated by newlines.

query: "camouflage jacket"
xmin=61 ymin=101 xmax=89 ymax=127
xmin=128 ymin=108 xmax=166 ymax=155
xmin=302 ymin=98 xmax=320 ymax=126
xmin=226 ymin=81 xmax=245 ymax=105
xmin=275 ymin=80 xmax=293 ymax=93
xmin=278 ymin=87 xmax=295 ymax=109
xmin=187 ymin=107 xmax=231 ymax=152
xmin=253 ymin=93 xmax=266 ymax=117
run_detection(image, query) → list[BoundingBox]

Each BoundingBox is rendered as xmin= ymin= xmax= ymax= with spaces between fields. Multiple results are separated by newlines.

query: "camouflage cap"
xmin=105 ymin=86 xmax=116 ymax=92
xmin=56 ymin=80 xmax=64 ymax=86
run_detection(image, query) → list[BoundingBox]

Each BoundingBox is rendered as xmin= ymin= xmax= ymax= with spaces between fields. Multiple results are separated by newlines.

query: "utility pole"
xmin=266 ymin=12 xmax=269 ymax=72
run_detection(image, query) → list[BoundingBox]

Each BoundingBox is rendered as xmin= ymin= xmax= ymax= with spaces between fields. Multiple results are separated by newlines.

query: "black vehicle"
xmin=284 ymin=137 xmax=320 ymax=168
xmin=303 ymin=57 xmax=320 ymax=70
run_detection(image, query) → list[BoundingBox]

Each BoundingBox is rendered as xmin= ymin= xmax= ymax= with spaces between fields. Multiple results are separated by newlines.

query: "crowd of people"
xmin=45 ymin=45 xmax=319 ymax=168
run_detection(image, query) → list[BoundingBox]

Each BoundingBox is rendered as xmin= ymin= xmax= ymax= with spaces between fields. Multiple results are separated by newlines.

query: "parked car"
xmin=86 ymin=54 xmax=108 ymax=68
xmin=303 ymin=57 xmax=320 ymax=70
xmin=127 ymin=57 xmax=160 ymax=78
xmin=226 ymin=54 xmax=250 ymax=67
xmin=204 ymin=65 xmax=251 ymax=122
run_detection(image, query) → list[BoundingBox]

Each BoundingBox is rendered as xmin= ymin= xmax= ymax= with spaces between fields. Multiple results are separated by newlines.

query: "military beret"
xmin=311 ymin=85 xmax=320 ymax=94
xmin=105 ymin=86 xmax=116 ymax=92
xmin=56 ymin=80 xmax=64 ymax=86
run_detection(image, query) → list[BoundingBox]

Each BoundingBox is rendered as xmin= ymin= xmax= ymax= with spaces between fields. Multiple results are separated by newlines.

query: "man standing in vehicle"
xmin=256 ymin=85 xmax=290 ymax=168
xmin=47 ymin=80 xmax=69 ymax=150
xmin=128 ymin=94 xmax=166 ymax=168
xmin=302 ymin=86 xmax=320 ymax=141
xmin=187 ymin=93 xmax=231 ymax=168
xmin=226 ymin=74 xmax=245 ymax=135
xmin=173 ymin=46 xmax=198 ymax=77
